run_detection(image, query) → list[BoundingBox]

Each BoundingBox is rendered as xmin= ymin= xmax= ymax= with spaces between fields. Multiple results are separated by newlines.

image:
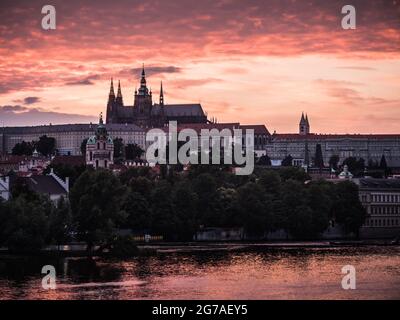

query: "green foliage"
xmin=48 ymin=197 xmax=72 ymax=247
xmin=314 ymin=144 xmax=324 ymax=168
xmin=36 ymin=135 xmax=56 ymax=156
xmin=257 ymin=154 xmax=272 ymax=166
xmin=113 ymin=138 xmax=124 ymax=158
xmin=0 ymin=194 xmax=52 ymax=252
xmin=121 ymin=191 xmax=152 ymax=230
xmin=69 ymin=169 xmax=127 ymax=251
xmin=0 ymin=163 xmax=369 ymax=252
xmin=342 ymin=157 xmax=365 ymax=177
xmin=329 ymin=155 xmax=340 ymax=170
xmin=80 ymin=138 xmax=88 ymax=155
xmin=125 ymin=143 xmax=144 ymax=160
xmin=281 ymin=154 xmax=293 ymax=166
xmin=12 ymin=141 xmax=35 ymax=156
xmin=332 ymin=181 xmax=366 ymax=235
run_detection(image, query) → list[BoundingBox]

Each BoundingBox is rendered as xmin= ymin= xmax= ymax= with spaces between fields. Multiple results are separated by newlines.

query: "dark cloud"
xmin=336 ymin=66 xmax=376 ymax=71
xmin=64 ymin=75 xmax=101 ymax=86
xmin=120 ymin=66 xmax=182 ymax=78
xmin=0 ymin=105 xmax=97 ymax=126
xmin=23 ymin=96 xmax=41 ymax=104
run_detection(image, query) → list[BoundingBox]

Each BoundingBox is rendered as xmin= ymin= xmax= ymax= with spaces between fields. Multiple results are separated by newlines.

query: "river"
xmin=0 ymin=245 xmax=399 ymax=299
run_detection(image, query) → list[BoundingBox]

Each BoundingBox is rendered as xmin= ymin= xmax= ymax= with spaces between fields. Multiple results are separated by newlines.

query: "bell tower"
xmin=299 ymin=112 xmax=310 ymax=135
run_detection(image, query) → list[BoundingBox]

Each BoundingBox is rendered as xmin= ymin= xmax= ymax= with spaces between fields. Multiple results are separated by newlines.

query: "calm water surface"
xmin=0 ymin=246 xmax=399 ymax=300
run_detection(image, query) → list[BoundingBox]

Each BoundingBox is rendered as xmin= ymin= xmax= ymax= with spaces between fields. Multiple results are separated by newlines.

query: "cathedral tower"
xmin=106 ymin=78 xmax=116 ymax=124
xmin=299 ymin=113 xmax=310 ymax=135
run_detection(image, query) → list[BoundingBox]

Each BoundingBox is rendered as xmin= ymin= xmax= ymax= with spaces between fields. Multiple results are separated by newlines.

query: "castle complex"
xmin=106 ymin=66 xmax=207 ymax=127
xmin=1 ymin=66 xmax=400 ymax=169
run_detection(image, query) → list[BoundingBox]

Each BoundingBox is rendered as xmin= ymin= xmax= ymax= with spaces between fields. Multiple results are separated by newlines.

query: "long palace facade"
xmin=265 ymin=114 xmax=400 ymax=167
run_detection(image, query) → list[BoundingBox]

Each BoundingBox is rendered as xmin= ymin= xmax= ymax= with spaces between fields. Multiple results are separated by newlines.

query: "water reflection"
xmin=0 ymin=246 xmax=399 ymax=299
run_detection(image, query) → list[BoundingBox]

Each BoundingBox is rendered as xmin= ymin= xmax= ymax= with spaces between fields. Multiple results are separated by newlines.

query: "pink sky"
xmin=0 ymin=0 xmax=399 ymax=133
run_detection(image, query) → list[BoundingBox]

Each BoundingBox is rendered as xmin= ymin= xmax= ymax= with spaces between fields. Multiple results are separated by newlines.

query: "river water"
xmin=0 ymin=246 xmax=399 ymax=300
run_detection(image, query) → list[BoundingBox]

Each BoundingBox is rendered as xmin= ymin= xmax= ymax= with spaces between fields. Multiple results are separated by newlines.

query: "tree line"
xmin=0 ymin=164 xmax=366 ymax=253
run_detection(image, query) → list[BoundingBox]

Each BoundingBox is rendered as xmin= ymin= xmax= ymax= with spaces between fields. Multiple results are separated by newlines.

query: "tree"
xmin=121 ymin=191 xmax=152 ymax=231
xmin=237 ymin=182 xmax=270 ymax=237
xmin=281 ymin=154 xmax=293 ymax=166
xmin=0 ymin=194 xmax=52 ymax=252
xmin=80 ymin=138 xmax=88 ymax=155
xmin=342 ymin=157 xmax=365 ymax=177
xmin=36 ymin=135 xmax=56 ymax=156
xmin=149 ymin=181 xmax=178 ymax=240
xmin=125 ymin=144 xmax=144 ymax=160
xmin=332 ymin=181 xmax=366 ymax=237
xmin=379 ymin=154 xmax=390 ymax=177
xmin=258 ymin=170 xmax=281 ymax=195
xmin=192 ymin=173 xmax=218 ymax=226
xmin=12 ymin=141 xmax=34 ymax=156
xmin=329 ymin=155 xmax=340 ymax=170
xmin=69 ymin=169 xmax=127 ymax=253
xmin=257 ymin=154 xmax=272 ymax=166
xmin=113 ymin=138 xmax=124 ymax=158
xmin=380 ymin=154 xmax=387 ymax=169
xmin=279 ymin=167 xmax=310 ymax=182
xmin=314 ymin=144 xmax=324 ymax=168
xmin=171 ymin=182 xmax=198 ymax=240
xmin=48 ymin=197 xmax=72 ymax=249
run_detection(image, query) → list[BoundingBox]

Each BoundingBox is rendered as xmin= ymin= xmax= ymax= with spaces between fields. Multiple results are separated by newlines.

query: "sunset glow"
xmin=1 ymin=0 xmax=399 ymax=133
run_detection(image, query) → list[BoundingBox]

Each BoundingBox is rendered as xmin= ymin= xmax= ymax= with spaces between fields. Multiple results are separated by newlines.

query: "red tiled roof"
xmin=51 ymin=155 xmax=85 ymax=166
xmin=239 ymin=125 xmax=270 ymax=135
xmin=158 ymin=123 xmax=241 ymax=134
xmin=273 ymin=133 xmax=400 ymax=140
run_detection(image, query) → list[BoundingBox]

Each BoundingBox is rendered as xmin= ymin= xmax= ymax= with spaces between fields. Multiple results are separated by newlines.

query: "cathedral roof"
xmin=152 ymin=104 xmax=205 ymax=117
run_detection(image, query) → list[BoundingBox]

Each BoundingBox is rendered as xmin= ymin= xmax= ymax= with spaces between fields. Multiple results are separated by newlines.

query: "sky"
xmin=0 ymin=0 xmax=399 ymax=133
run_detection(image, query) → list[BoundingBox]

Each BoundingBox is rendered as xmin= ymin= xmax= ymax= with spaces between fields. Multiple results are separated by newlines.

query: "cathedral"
xmin=106 ymin=66 xmax=208 ymax=127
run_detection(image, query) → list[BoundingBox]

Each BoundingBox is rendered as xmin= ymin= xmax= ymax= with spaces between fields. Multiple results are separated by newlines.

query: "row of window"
xmin=364 ymin=218 xmax=400 ymax=227
xmin=370 ymin=206 xmax=400 ymax=215
xmin=371 ymin=194 xmax=400 ymax=203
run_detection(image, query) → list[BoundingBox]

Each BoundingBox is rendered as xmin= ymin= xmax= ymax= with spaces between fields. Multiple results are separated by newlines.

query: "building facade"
xmin=106 ymin=66 xmax=208 ymax=127
xmin=354 ymin=178 xmax=400 ymax=239
xmin=86 ymin=114 xmax=114 ymax=169
xmin=1 ymin=122 xmax=146 ymax=156
xmin=265 ymin=114 xmax=400 ymax=168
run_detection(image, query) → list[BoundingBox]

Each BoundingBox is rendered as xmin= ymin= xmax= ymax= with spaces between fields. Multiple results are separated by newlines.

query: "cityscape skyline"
xmin=0 ymin=0 xmax=399 ymax=133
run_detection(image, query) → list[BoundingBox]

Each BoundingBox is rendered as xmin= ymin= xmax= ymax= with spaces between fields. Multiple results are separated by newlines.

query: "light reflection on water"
xmin=0 ymin=246 xmax=399 ymax=300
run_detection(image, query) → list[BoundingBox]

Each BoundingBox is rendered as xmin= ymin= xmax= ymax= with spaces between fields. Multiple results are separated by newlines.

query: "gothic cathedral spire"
xmin=159 ymin=81 xmax=164 ymax=105
xmin=116 ymin=80 xmax=123 ymax=106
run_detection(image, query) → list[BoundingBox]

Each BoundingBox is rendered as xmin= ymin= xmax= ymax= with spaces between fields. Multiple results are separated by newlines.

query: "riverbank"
xmin=1 ymin=239 xmax=398 ymax=257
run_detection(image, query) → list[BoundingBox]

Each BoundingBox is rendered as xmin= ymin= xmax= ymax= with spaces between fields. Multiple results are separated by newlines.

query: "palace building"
xmin=106 ymin=66 xmax=208 ymax=127
xmin=265 ymin=113 xmax=400 ymax=168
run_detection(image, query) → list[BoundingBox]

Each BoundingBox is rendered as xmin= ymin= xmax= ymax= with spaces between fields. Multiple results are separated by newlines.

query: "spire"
xmin=159 ymin=81 xmax=164 ymax=105
xmin=138 ymin=63 xmax=149 ymax=96
xmin=99 ymin=112 xmax=103 ymax=125
xmin=305 ymin=113 xmax=310 ymax=126
xmin=117 ymin=80 xmax=122 ymax=97
xmin=300 ymin=112 xmax=306 ymax=124
xmin=109 ymin=78 xmax=115 ymax=97
xmin=140 ymin=63 xmax=146 ymax=86
xmin=116 ymin=80 xmax=124 ymax=105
